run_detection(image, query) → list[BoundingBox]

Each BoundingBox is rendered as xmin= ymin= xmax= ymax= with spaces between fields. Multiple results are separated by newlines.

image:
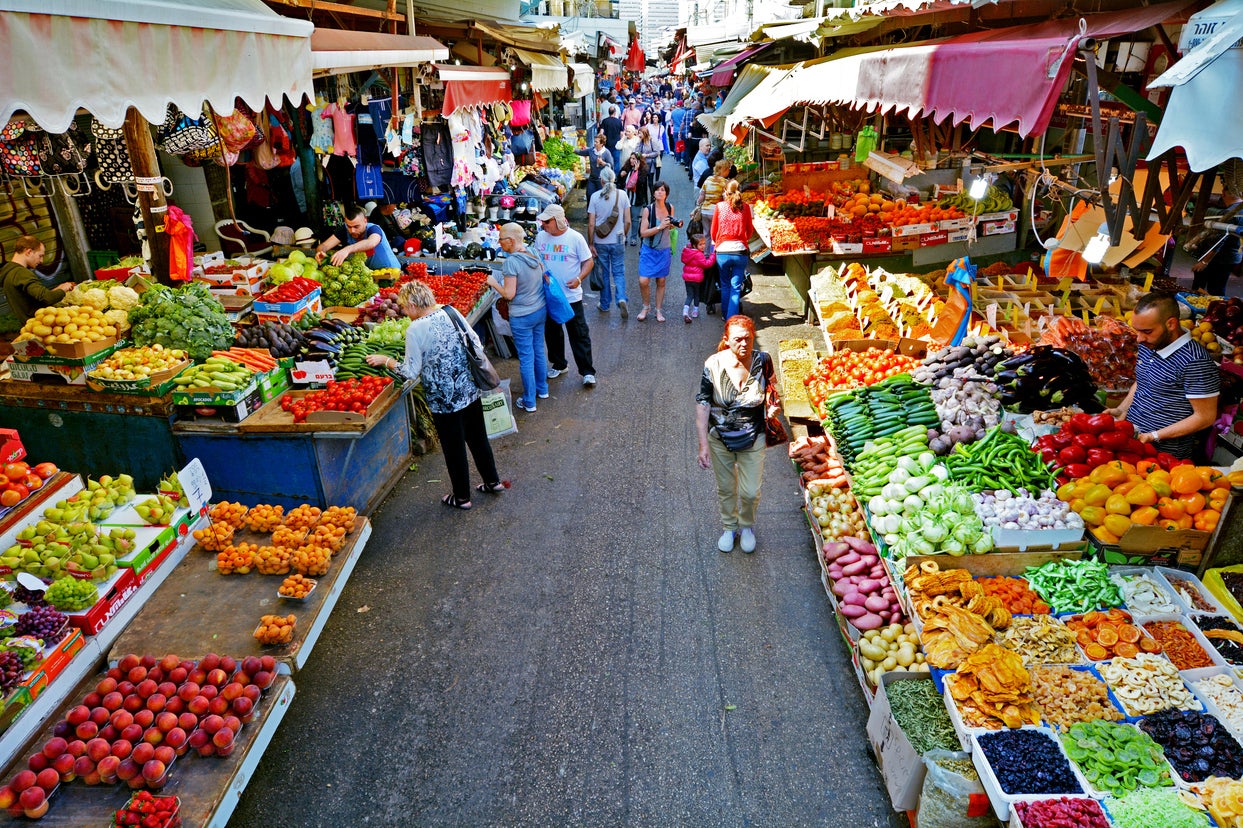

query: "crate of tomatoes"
xmin=805 ymin=341 xmax=925 ymax=411
xmin=277 ymin=375 xmax=397 ymax=424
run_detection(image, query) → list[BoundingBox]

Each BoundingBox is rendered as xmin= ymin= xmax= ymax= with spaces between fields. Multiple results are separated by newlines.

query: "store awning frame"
xmin=434 ymin=64 xmax=512 ymax=116
xmin=0 ymin=0 xmax=313 ymax=132
xmin=709 ymin=41 xmax=777 ymax=87
xmin=512 ymin=48 xmax=569 ymax=92
xmin=310 ymin=29 xmax=448 ymax=77
xmin=569 ymin=62 xmax=594 ymax=98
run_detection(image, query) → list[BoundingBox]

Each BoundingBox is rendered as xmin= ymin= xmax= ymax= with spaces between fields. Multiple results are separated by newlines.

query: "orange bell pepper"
xmin=1130 ymin=506 xmax=1159 ymax=526
xmin=1157 ymin=498 xmax=1187 ymax=520
xmin=1194 ymin=510 xmax=1221 ymax=531
xmin=1124 ymin=483 xmax=1158 ymax=507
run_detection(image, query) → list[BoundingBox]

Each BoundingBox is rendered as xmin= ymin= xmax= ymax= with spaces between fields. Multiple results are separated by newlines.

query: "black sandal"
xmin=441 ymin=494 xmax=472 ymax=510
xmin=476 ymin=481 xmax=507 ymax=494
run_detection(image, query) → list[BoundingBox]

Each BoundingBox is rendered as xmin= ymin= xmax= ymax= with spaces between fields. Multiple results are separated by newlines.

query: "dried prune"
xmin=1138 ymin=710 xmax=1243 ymax=783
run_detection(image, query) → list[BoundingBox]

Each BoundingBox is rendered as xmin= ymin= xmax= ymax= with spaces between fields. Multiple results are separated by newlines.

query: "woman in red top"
xmin=710 ymin=181 xmax=754 ymax=319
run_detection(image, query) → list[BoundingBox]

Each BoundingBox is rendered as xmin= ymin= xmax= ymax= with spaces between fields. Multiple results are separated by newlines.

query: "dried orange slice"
xmin=1076 ymin=629 xmax=1094 ymax=648
xmin=1096 ymin=627 xmax=1120 ymax=648
xmin=1117 ymin=624 xmax=1141 ymax=644
xmin=1139 ymin=636 xmax=1163 ymax=654
xmin=1083 ymin=611 xmax=1106 ymax=627
xmin=1113 ymin=642 xmax=1139 ymax=658
xmin=1085 ymin=643 xmax=1109 ymax=660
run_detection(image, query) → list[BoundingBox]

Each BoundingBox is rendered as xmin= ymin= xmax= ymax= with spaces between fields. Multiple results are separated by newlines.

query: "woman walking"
xmin=711 ymin=180 xmax=755 ymax=320
xmin=696 ymin=159 xmax=732 ymax=226
xmin=365 ymin=281 xmax=503 ymax=510
xmin=637 ymin=125 xmax=663 ymax=183
xmin=486 ymin=224 xmax=547 ymax=412
xmin=695 ymin=315 xmax=777 ymax=553
xmin=636 ymin=181 xmax=678 ymax=323
xmin=623 ymin=152 xmax=651 ymax=247
xmin=615 ymin=125 xmax=640 ymax=173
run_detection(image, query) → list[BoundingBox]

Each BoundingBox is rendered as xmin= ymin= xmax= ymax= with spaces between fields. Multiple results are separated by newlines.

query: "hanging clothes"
xmin=308 ymin=102 xmax=334 ymax=154
xmin=421 ymin=121 xmax=453 ymax=189
xmin=165 ymin=205 xmax=196 ymax=281
xmin=354 ymin=103 xmax=382 ymax=165
xmin=367 ymin=97 xmax=393 ymax=145
xmin=321 ymin=103 xmax=357 ymax=157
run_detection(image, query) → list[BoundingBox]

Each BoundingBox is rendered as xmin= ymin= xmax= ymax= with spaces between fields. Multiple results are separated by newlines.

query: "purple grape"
xmin=15 ymin=605 xmax=66 ymax=641
xmin=0 ymin=651 xmax=23 ymax=693
xmin=13 ymin=584 xmax=47 ymax=607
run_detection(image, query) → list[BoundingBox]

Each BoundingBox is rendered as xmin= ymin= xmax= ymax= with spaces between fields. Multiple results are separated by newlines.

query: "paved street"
xmin=230 ymin=162 xmax=900 ymax=827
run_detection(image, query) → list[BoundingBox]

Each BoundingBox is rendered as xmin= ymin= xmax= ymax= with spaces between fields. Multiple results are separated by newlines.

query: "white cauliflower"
xmin=77 ymin=288 xmax=110 ymax=311
xmin=107 ymin=285 xmax=140 ymax=311
xmin=103 ymin=309 xmax=131 ymax=332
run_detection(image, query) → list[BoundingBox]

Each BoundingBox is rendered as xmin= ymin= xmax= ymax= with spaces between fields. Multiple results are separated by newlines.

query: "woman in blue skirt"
xmin=636 ymin=181 xmax=678 ymax=322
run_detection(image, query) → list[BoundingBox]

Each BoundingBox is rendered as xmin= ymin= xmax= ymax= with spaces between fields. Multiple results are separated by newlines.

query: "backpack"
xmin=91 ymin=119 xmax=133 ymax=185
xmin=0 ymin=119 xmax=43 ymax=178
xmin=594 ymin=191 xmax=621 ymax=239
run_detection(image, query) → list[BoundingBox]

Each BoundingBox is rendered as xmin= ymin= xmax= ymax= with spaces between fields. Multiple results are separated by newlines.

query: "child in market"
xmin=680 ymin=233 xmax=715 ymax=323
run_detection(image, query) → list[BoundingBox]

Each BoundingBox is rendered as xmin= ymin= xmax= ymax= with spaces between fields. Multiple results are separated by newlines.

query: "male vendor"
xmin=315 ymin=204 xmax=401 ymax=269
xmin=1109 ymin=293 xmax=1218 ymax=459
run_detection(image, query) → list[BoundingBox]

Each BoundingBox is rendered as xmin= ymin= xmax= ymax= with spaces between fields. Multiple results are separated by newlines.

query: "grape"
xmin=44 ymin=578 xmax=98 ymax=611
xmin=15 ymin=606 xmax=66 ymax=642
xmin=0 ymin=642 xmax=39 ymax=670
xmin=13 ymin=584 xmax=47 ymax=607
xmin=0 ymin=651 xmax=22 ymax=693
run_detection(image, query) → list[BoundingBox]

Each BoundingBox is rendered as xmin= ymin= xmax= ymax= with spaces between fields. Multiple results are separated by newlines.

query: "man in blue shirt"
xmin=315 ymin=204 xmax=400 ymax=270
xmin=668 ymin=99 xmax=685 ymax=152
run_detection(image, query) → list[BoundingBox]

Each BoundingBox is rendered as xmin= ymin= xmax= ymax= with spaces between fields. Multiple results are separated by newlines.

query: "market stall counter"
xmin=172 ymin=383 xmax=414 ymax=513
xmin=0 ymin=383 xmax=180 ymax=493
xmin=107 ymin=519 xmax=372 ymax=673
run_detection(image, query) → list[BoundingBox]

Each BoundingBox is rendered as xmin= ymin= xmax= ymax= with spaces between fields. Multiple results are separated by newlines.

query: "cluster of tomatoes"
xmin=0 ymin=461 xmax=59 ymax=509
xmin=424 ymin=271 xmax=491 ymax=316
xmin=804 ymin=347 xmax=922 ymax=392
xmin=280 ymin=376 xmax=393 ymax=422
xmin=258 ymin=277 xmax=319 ymax=305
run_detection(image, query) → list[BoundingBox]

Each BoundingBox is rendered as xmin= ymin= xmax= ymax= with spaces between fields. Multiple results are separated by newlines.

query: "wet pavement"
xmin=230 ymin=159 xmax=901 ymax=827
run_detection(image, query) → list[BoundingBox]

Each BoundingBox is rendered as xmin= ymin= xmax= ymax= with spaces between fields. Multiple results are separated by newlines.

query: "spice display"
xmin=1024 ymin=559 xmax=1123 ymax=614
xmin=1138 ymin=709 xmax=1243 ymax=783
xmin=1098 ymin=654 xmax=1201 ymax=716
xmin=1166 ymin=574 xmax=1219 ymax=612
xmin=1105 ymin=789 xmax=1211 ymax=828
xmin=1193 ymin=776 xmax=1243 ymax=827
xmin=946 ymin=643 xmax=1040 ymax=729
xmin=1143 ymin=620 xmax=1215 ymax=670
xmin=1030 ymin=665 xmax=1123 ymax=730
xmin=1114 ymin=572 xmax=1181 ymax=614
xmin=885 ymin=679 xmax=961 ymax=754
xmin=1011 ymin=798 xmax=1110 ymax=828
xmin=1193 ymin=674 xmax=1243 ymax=734
xmin=996 ymin=615 xmax=1081 ymax=664
xmin=1065 ymin=609 xmax=1162 ymax=661
xmin=975 ymin=576 xmax=1050 ymax=614
xmin=905 ymin=562 xmax=1011 ymax=668
xmin=977 ymin=729 xmax=1083 ymax=795
xmin=1193 ymin=615 xmax=1243 ymax=666
xmin=1061 ymin=720 xmax=1173 ymax=796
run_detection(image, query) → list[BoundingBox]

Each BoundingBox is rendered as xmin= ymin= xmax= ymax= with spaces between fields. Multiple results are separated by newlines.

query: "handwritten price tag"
xmin=178 ymin=458 xmax=212 ymax=515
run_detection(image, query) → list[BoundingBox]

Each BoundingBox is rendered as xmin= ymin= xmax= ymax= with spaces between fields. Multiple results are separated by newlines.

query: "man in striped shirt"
xmin=1109 ymin=293 xmax=1219 ymax=459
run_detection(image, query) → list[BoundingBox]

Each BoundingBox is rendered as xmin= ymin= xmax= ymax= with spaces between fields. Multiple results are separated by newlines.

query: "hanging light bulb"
xmin=968 ymin=177 xmax=989 ymax=201
xmin=1082 ymin=222 xmax=1111 ymax=265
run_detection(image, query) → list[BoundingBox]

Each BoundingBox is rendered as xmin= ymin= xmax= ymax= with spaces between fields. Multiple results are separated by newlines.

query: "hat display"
xmin=270 ymin=226 xmax=294 ymax=245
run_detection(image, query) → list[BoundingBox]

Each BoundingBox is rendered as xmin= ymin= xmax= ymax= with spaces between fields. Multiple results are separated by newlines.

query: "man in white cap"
xmin=532 ymin=204 xmax=597 ymax=386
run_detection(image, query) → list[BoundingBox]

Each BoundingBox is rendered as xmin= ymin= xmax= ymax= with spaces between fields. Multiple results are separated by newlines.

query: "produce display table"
xmin=172 ymin=385 xmax=414 ymax=512
xmin=0 ymin=383 xmax=179 ymax=492
xmin=0 ymin=673 xmax=294 ymax=828
xmin=0 ymin=526 xmax=199 ymax=771
xmin=108 ymin=519 xmax=372 ymax=672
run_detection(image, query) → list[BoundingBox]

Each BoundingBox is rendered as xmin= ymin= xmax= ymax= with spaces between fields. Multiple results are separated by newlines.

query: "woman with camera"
xmin=636 ymin=181 xmax=680 ymax=323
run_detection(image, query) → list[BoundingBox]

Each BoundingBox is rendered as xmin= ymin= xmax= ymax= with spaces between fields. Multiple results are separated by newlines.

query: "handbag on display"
xmin=156 ymin=104 xmax=221 ymax=156
xmin=446 ymin=305 xmax=501 ymax=391
xmin=0 ymin=119 xmax=43 ymax=178
xmin=543 ymin=271 xmax=575 ymax=325
xmin=37 ymin=121 xmax=91 ymax=176
xmin=91 ymin=118 xmax=133 ymax=184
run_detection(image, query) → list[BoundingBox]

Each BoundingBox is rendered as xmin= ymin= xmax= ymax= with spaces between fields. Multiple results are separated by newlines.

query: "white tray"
xmin=971 ymin=726 xmax=1092 ymax=821
xmin=1157 ymin=567 xmax=1226 ymax=616
xmin=1134 ymin=611 xmax=1227 ymax=672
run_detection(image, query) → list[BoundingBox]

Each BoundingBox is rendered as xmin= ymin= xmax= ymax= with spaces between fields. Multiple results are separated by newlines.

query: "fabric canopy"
xmin=512 ymin=48 xmax=569 ymax=92
xmin=1147 ymin=0 xmax=1243 ymax=170
xmin=709 ymin=41 xmax=776 ymax=86
xmin=311 ymin=29 xmax=448 ymax=76
xmin=435 ymin=65 xmax=511 ymax=116
xmin=569 ymin=63 xmax=594 ymax=99
xmin=700 ymin=64 xmax=774 ymax=137
xmin=726 ymin=0 xmax=1196 ymax=139
xmin=0 ymin=0 xmax=313 ymax=132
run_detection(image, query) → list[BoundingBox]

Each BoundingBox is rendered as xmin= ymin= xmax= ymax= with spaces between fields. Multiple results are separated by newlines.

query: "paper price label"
xmin=178 ymin=458 xmax=211 ymax=515
xmin=985 ymin=303 xmax=999 ymax=330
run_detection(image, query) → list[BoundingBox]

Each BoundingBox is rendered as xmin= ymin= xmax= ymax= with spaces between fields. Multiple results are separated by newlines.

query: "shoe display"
xmin=718 ymin=530 xmax=735 ymax=553
xmin=618 ymin=300 xmax=628 ymax=318
xmin=739 ymin=528 xmax=756 ymax=553
xmin=582 ymin=374 xmax=597 ymax=387
xmin=547 ymin=367 xmax=565 ymax=378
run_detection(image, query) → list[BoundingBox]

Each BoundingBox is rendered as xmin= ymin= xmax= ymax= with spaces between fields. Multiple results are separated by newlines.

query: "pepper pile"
xmin=944 ymin=426 xmax=1059 ymax=492
xmin=1031 ymin=413 xmax=1184 ymax=480
xmin=256 ymin=276 xmax=319 ymax=305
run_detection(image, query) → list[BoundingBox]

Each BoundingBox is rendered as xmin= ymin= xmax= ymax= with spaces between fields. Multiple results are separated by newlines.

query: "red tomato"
xmin=0 ymin=489 xmax=21 ymax=508
xmin=21 ymin=474 xmax=42 ymax=492
xmin=32 ymin=462 xmax=57 ymax=480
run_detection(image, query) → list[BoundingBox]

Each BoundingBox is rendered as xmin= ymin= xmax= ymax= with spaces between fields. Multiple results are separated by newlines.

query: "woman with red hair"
xmin=694 ymin=315 xmax=778 ymax=553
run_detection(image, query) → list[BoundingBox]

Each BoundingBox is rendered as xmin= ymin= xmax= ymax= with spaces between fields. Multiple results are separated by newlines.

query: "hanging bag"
xmin=543 ymin=270 xmax=575 ymax=324
xmin=0 ymin=119 xmax=43 ymax=178
xmin=445 ymin=305 xmax=500 ymax=391
xmin=156 ymin=104 xmax=221 ymax=156
xmin=37 ymin=121 xmax=91 ymax=176
xmin=90 ymin=118 xmax=133 ymax=185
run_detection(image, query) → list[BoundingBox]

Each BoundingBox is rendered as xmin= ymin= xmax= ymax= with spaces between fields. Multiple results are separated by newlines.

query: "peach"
xmin=199 ymin=685 xmax=218 ymax=701
xmin=116 ymin=681 xmax=135 ymax=696
xmin=65 ymin=706 xmax=90 ymax=727
xmin=65 ymin=740 xmax=86 ymax=758
xmin=102 ymin=691 xmax=124 ymax=711
xmin=136 ymin=679 xmax=157 ymax=699
xmin=110 ymin=709 xmax=134 ymax=731
xmin=196 ymin=743 xmax=215 ymax=757
xmin=18 ymin=786 xmax=44 ymax=810
xmin=86 ymin=738 xmax=111 ymax=762
xmin=208 ymin=696 xmax=229 ymax=716
xmin=0 ymin=786 xmax=15 ymax=809
xmin=95 ymin=677 xmax=118 ymax=695
xmin=122 ymin=695 xmax=144 ymax=714
xmin=242 ymin=685 xmax=261 ymax=703
xmin=126 ymin=666 xmax=147 ymax=684
xmin=232 ymin=697 xmax=254 ymax=719
xmin=240 ymin=656 xmax=262 ymax=677
xmin=99 ymin=725 xmax=118 ymax=743
xmin=117 ymin=654 xmax=140 ymax=673
xmin=82 ymin=692 xmax=102 ymax=709
xmin=178 ymin=712 xmax=198 ymax=731
xmin=115 ymin=758 xmax=140 ymax=781
xmin=96 ymin=755 xmax=120 ymax=782
xmin=223 ymin=715 xmax=241 ymax=734
xmin=259 ymin=655 xmax=276 ymax=673
xmin=206 ymin=668 xmax=228 ymax=688
xmin=141 ymin=760 xmax=165 ymax=782
xmin=212 ymin=728 xmax=234 ymax=749
xmin=199 ymin=653 xmax=220 ymax=672
xmin=26 ymin=753 xmax=48 ymax=773
xmin=164 ymin=728 xmax=187 ymax=751
xmin=130 ymin=742 xmax=154 ymax=765
xmin=156 ymin=712 xmax=178 ymax=734
xmin=177 ymin=682 xmax=201 ymax=702
xmin=74 ymin=721 xmax=98 ymax=740
xmin=139 ymin=655 xmax=156 ymax=670
xmin=200 ymin=715 xmax=224 ymax=734
xmin=221 ymin=683 xmax=244 ymax=703
xmin=188 ymin=668 xmax=207 ymax=686
xmin=187 ymin=696 xmax=210 ymax=716
xmin=159 ymin=654 xmax=180 ymax=672
xmin=50 ymin=753 xmax=75 ymax=779
xmin=120 ymin=724 xmax=143 ymax=744
xmin=219 ymin=655 xmax=237 ymax=674
xmin=253 ymin=671 xmax=274 ymax=690
xmin=82 ymin=770 xmax=102 ymax=786
xmin=167 ymin=666 xmax=188 ymax=685
xmin=72 ymin=756 xmax=95 ymax=778
xmin=187 ymin=730 xmax=210 ymax=749
xmin=133 ymin=709 xmax=154 ymax=728
xmin=41 ymin=737 xmax=67 ymax=760
xmin=34 ymin=769 xmax=58 ymax=791
xmin=156 ymin=681 xmax=176 ymax=698
xmin=146 ymin=693 xmax=167 ymax=713
xmin=141 ymin=728 xmax=163 ymax=746
xmin=51 ymin=721 xmax=72 ymax=740
xmin=23 ymin=798 xmax=49 ymax=819
xmin=111 ymin=740 xmax=133 ymax=760
xmin=164 ymin=697 xmax=185 ymax=715
xmin=90 ymin=707 xmax=110 ymax=726
xmin=153 ymin=745 xmax=175 ymax=766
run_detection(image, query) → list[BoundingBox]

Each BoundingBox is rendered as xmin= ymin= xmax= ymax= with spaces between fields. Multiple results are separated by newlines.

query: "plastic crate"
xmin=86 ymin=250 xmax=119 ymax=270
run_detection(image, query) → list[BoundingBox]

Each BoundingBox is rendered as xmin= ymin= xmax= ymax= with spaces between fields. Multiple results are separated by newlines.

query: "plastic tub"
xmin=972 ymin=727 xmax=1091 ymax=821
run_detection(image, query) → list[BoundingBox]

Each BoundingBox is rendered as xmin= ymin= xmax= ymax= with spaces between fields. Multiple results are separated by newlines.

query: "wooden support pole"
xmin=122 ymin=107 xmax=171 ymax=285
xmin=47 ymin=184 xmax=91 ymax=283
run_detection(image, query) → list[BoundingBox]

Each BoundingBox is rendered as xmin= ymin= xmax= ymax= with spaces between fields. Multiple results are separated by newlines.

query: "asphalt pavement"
xmin=229 ymin=161 xmax=902 ymax=828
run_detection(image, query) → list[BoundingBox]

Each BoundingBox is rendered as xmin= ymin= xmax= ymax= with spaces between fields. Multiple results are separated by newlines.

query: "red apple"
xmin=111 ymin=740 xmax=133 ymax=760
xmin=41 ymin=737 xmax=67 ymax=760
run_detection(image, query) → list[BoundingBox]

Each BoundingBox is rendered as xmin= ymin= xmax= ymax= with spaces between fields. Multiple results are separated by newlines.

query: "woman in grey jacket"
xmin=489 ymin=223 xmax=548 ymax=413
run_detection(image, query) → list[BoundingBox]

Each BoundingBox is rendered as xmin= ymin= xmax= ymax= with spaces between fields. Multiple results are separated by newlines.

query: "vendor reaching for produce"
xmin=0 ymin=235 xmax=73 ymax=323
xmin=315 ymin=204 xmax=400 ymax=270
xmin=1108 ymin=292 xmax=1218 ymax=460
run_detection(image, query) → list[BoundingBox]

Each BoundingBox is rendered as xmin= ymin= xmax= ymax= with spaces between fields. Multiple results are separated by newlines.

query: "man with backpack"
xmin=586 ymin=167 xmax=630 ymax=317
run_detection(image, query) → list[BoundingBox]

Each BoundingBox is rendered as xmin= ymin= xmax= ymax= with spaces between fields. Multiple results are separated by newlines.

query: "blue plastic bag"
xmin=544 ymin=271 xmax=575 ymax=324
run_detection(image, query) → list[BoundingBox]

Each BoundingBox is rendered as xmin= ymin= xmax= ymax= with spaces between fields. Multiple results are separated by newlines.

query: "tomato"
xmin=4 ymin=483 xmax=28 ymax=501
xmin=0 ymin=489 xmax=21 ymax=508
xmin=21 ymin=474 xmax=42 ymax=492
xmin=3 ymin=463 xmax=28 ymax=482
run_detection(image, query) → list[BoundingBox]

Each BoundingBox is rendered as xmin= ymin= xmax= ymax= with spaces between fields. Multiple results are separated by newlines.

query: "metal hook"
xmin=94 ymin=169 xmax=112 ymax=191
xmin=161 ymin=177 xmax=174 ymax=197
xmin=20 ymin=177 xmax=49 ymax=199
xmin=122 ymin=182 xmax=139 ymax=204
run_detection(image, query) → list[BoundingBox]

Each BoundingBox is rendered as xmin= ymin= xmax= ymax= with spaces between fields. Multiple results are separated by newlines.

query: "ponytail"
xmin=724 ymin=180 xmax=743 ymax=211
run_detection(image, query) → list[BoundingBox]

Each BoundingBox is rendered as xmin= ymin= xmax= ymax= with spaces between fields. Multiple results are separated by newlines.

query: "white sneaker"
xmin=547 ymin=367 xmax=564 ymax=378
xmin=739 ymin=528 xmax=756 ymax=553
xmin=691 ymin=306 xmax=699 ymax=318
xmin=537 ymin=392 xmax=549 ymax=399
xmin=717 ymin=530 xmax=735 ymax=553
xmin=582 ymin=374 xmax=597 ymax=387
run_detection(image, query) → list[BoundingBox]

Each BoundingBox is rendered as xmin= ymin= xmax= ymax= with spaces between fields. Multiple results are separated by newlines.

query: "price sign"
xmin=985 ymin=303 xmax=999 ymax=330
xmin=178 ymin=458 xmax=212 ymax=515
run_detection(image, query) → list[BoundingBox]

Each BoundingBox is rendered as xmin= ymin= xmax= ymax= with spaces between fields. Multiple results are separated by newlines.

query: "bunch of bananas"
xmin=937 ymin=186 xmax=1013 ymax=216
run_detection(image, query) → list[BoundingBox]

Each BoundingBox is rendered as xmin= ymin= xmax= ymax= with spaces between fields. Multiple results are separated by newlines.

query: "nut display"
xmin=254 ymin=614 xmax=295 ymax=645
xmin=1098 ymin=653 xmax=1202 ymax=717
xmin=278 ymin=574 xmax=316 ymax=599
xmin=996 ymin=615 xmax=1082 ymax=665
xmin=1030 ymin=665 xmax=1123 ymax=730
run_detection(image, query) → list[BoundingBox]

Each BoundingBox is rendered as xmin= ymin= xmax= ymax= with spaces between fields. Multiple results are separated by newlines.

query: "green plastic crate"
xmin=86 ymin=250 xmax=119 ymax=270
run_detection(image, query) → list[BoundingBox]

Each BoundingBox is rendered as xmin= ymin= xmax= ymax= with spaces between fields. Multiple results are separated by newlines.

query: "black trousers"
xmin=544 ymin=300 xmax=595 ymax=376
xmin=432 ymin=397 xmax=499 ymax=501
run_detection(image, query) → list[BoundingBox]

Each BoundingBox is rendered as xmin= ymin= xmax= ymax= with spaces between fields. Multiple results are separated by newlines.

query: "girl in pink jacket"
xmin=680 ymin=233 xmax=716 ymax=323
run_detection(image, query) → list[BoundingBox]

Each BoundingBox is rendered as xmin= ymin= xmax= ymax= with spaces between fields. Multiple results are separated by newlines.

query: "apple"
xmin=41 ymin=737 xmax=67 ymax=760
xmin=34 ymin=769 xmax=58 ymax=791
xmin=111 ymin=740 xmax=133 ymax=760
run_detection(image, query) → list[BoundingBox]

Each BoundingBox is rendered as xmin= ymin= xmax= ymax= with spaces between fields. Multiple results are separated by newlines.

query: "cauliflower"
xmin=77 ymin=287 xmax=110 ymax=310
xmin=107 ymin=285 xmax=140 ymax=311
xmin=103 ymin=309 xmax=131 ymax=332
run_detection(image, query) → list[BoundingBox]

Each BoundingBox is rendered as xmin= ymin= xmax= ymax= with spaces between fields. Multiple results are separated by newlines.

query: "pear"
xmin=98 ymin=475 xmax=113 ymax=487
xmin=117 ymin=474 xmax=134 ymax=488
xmin=86 ymin=479 xmax=101 ymax=491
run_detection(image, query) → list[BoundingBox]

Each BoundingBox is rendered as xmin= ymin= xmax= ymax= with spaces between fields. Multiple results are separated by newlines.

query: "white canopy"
xmin=1147 ymin=0 xmax=1243 ymax=171
xmin=512 ymin=48 xmax=569 ymax=93
xmin=569 ymin=63 xmax=595 ymax=99
xmin=0 ymin=0 xmax=314 ymax=132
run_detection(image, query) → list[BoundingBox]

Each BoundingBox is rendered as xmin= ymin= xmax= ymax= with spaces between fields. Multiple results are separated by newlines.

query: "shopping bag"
xmin=543 ymin=272 xmax=575 ymax=324
xmin=482 ymin=379 xmax=518 ymax=440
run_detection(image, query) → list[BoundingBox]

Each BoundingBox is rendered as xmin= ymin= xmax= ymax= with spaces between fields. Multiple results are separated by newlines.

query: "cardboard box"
xmin=133 ymin=512 xmax=199 ymax=584
xmin=890 ymin=235 xmax=919 ymax=252
xmin=32 ymin=627 xmax=85 ymax=692
xmin=290 ymin=360 xmax=335 ymax=386
xmin=866 ymin=672 xmax=934 ymax=811
xmin=6 ymin=359 xmax=91 ymax=385
xmin=0 ymin=429 xmax=24 ymax=465
xmin=171 ymin=379 xmax=259 ymax=407
xmin=947 ymin=229 xmax=971 ymax=244
xmin=114 ymin=507 xmax=197 ymax=572
xmin=67 ymin=568 xmax=140 ymax=636
xmin=830 ymin=241 xmax=864 ymax=255
xmin=85 ymin=360 xmax=190 ymax=396
xmin=217 ymin=294 xmax=254 ymax=323
xmin=0 ymin=687 xmax=33 ymax=736
xmin=982 ymin=219 xmax=1016 ymax=236
xmin=939 ymin=217 xmax=972 ymax=230
xmin=174 ymin=388 xmax=264 ymax=423
xmin=324 ymin=306 xmax=363 ymax=324
xmin=979 ymin=209 xmax=1020 ymax=223
xmin=920 ymin=230 xmax=949 ymax=247
xmin=257 ymin=363 xmax=291 ymax=403
xmin=255 ymin=300 xmax=320 ymax=326
xmin=1088 ymin=525 xmax=1212 ymax=568
xmin=862 ymin=238 xmax=892 ymax=254
xmin=892 ymin=223 xmax=936 ymax=237
xmin=277 ymin=383 xmax=398 ymax=424
xmin=11 ymin=336 xmax=122 ymax=364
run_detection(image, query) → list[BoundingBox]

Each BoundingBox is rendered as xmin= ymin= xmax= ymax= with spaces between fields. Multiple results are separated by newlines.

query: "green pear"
xmin=86 ymin=479 xmax=101 ymax=491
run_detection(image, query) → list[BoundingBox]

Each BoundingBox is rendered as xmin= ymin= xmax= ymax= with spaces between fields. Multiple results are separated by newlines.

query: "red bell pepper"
xmin=1155 ymin=452 xmax=1177 ymax=470
xmin=1064 ymin=463 xmax=1092 ymax=479
xmin=1072 ymin=433 xmax=1099 ymax=450
xmin=1068 ymin=413 xmax=1094 ymax=433
xmin=1114 ymin=420 xmax=1136 ymax=438
xmin=1117 ymin=452 xmax=1143 ymax=466
xmin=1098 ymin=431 xmax=1130 ymax=451
xmin=1059 ymin=445 xmax=1087 ymax=465
xmin=1034 ymin=434 xmax=1057 ymax=450
xmin=1086 ymin=448 xmax=1115 ymax=466
xmin=1050 ymin=431 xmax=1074 ymax=449
xmin=1142 ymin=442 xmax=1158 ymax=457
xmin=1040 ymin=447 xmax=1060 ymax=465
xmin=1087 ymin=413 xmax=1117 ymax=434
